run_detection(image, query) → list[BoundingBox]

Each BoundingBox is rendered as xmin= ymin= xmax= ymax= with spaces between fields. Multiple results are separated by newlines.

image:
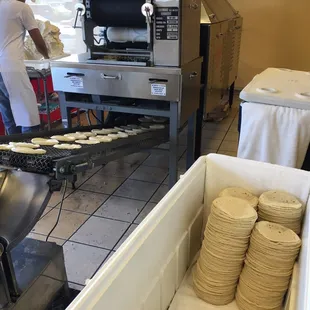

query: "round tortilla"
xmin=0 ymin=144 xmax=13 ymax=151
xmin=92 ymin=129 xmax=113 ymax=135
xmin=75 ymin=140 xmax=100 ymax=145
xmin=150 ymin=124 xmax=165 ymax=130
xmin=51 ymin=135 xmax=76 ymax=142
xmin=53 ymin=144 xmax=81 ymax=150
xmin=31 ymin=138 xmax=59 ymax=146
xmin=10 ymin=142 xmax=40 ymax=149
xmin=64 ymin=133 xmax=87 ymax=140
xmin=117 ymin=132 xmax=129 ymax=138
xmin=125 ymin=130 xmax=137 ymax=136
xmin=76 ymin=131 xmax=96 ymax=137
xmin=108 ymin=134 xmax=119 ymax=140
xmin=89 ymin=136 xmax=113 ymax=143
xmin=12 ymin=147 xmax=46 ymax=155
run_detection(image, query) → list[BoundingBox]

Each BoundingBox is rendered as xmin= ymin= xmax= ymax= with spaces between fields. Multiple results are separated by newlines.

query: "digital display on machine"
xmin=155 ymin=7 xmax=179 ymax=40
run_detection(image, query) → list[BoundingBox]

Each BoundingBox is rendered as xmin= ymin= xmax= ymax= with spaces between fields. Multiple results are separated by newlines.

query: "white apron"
xmin=0 ymin=58 xmax=40 ymax=127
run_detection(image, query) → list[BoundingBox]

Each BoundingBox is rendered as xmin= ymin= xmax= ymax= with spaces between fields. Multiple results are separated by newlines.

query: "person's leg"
xmin=0 ymin=73 xmax=20 ymax=134
xmin=22 ymin=125 xmax=40 ymax=133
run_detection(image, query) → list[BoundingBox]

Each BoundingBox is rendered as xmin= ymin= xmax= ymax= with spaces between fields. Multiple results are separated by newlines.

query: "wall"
xmin=229 ymin=0 xmax=310 ymax=88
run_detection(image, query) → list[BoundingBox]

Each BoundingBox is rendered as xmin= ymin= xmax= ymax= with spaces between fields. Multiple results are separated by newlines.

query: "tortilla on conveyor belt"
xmin=108 ymin=134 xmax=119 ymax=140
xmin=9 ymin=142 xmax=40 ymax=149
xmin=75 ymin=140 xmax=100 ymax=145
xmin=92 ymin=129 xmax=113 ymax=135
xmin=51 ymin=135 xmax=76 ymax=142
xmin=31 ymin=138 xmax=59 ymax=146
xmin=64 ymin=133 xmax=87 ymax=140
xmin=0 ymin=144 xmax=13 ymax=151
xmin=150 ymin=124 xmax=165 ymax=130
xmin=89 ymin=136 xmax=113 ymax=143
xmin=76 ymin=131 xmax=96 ymax=137
xmin=117 ymin=132 xmax=129 ymax=138
xmin=125 ymin=130 xmax=137 ymax=136
xmin=53 ymin=144 xmax=82 ymax=150
xmin=12 ymin=147 xmax=46 ymax=155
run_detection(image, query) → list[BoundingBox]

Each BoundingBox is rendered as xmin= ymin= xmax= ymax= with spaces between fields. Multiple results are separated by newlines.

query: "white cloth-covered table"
xmin=238 ymin=68 xmax=310 ymax=168
xmin=238 ymin=102 xmax=310 ymax=168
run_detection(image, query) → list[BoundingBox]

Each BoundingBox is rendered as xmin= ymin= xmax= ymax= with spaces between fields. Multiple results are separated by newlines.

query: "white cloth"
xmin=238 ymin=102 xmax=310 ymax=169
xmin=0 ymin=0 xmax=40 ymax=127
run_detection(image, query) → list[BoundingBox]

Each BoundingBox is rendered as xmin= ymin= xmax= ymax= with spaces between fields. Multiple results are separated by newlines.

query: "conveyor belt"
xmin=0 ymin=125 xmax=169 ymax=176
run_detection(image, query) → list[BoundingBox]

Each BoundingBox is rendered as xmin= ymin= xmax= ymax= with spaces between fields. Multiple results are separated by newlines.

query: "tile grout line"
xmin=61 ymin=158 xmax=146 ymax=247
xmin=91 ymin=169 xmax=165 ymax=276
xmin=90 ymin=143 xmax=183 ymax=277
xmin=38 ymin=168 xmax=103 ymax=221
xmin=56 ymin=153 xmax=157 ymax=279
xmin=36 ymin=139 xmax=192 ymax=283
xmin=216 ymin=113 xmax=239 ymax=153
xmin=35 ymin=154 xmax=155 ymax=240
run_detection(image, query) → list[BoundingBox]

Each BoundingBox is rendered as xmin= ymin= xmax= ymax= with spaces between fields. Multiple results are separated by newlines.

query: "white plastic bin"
xmin=67 ymin=154 xmax=310 ymax=310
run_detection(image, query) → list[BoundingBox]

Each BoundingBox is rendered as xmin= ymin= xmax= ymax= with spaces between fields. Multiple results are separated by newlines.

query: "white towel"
xmin=238 ymin=102 xmax=310 ymax=169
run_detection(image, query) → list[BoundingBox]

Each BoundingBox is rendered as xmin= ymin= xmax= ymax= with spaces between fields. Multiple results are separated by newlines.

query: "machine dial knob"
xmin=141 ymin=3 xmax=154 ymax=17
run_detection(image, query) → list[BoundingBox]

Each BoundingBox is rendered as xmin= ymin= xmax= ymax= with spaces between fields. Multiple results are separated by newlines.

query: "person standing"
xmin=0 ymin=0 xmax=49 ymax=134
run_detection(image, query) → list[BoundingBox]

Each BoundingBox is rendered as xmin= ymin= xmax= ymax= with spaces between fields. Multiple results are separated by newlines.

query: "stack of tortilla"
xmin=193 ymin=197 xmax=257 ymax=305
xmin=236 ymin=221 xmax=301 ymax=310
xmin=219 ymin=187 xmax=259 ymax=210
xmin=258 ymin=191 xmax=303 ymax=234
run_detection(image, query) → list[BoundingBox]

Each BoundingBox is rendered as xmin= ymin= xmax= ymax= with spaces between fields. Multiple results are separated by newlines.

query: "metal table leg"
xmin=169 ymin=101 xmax=179 ymax=188
xmin=58 ymin=92 xmax=72 ymax=128
xmin=92 ymin=95 xmax=104 ymax=124
xmin=186 ymin=111 xmax=197 ymax=169
xmin=229 ymin=82 xmax=235 ymax=108
xmin=195 ymin=87 xmax=204 ymax=160
xmin=43 ymin=77 xmax=51 ymax=130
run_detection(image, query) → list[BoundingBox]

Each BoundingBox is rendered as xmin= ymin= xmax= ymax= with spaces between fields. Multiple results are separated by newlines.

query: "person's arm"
xmin=28 ymin=29 xmax=49 ymax=59
xmin=21 ymin=4 xmax=49 ymax=59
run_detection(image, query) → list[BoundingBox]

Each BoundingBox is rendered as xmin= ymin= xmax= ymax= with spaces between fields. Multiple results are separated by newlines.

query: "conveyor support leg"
xmin=187 ymin=111 xmax=197 ymax=170
xmin=58 ymin=92 xmax=72 ymax=128
xmin=169 ymin=101 xmax=179 ymax=188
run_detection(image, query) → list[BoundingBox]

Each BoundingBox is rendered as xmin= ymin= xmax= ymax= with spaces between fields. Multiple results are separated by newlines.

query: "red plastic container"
xmin=0 ymin=114 xmax=5 ymax=136
xmin=30 ymin=75 xmax=54 ymax=93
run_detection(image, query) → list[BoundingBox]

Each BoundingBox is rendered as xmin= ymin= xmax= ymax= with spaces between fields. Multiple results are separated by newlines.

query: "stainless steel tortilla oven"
xmin=50 ymin=0 xmax=242 ymax=186
xmin=81 ymin=0 xmax=201 ymax=67
xmin=51 ymin=0 xmax=204 ymax=187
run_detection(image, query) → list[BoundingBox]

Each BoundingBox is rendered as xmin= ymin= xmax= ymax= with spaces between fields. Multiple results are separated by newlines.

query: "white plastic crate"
xmin=67 ymin=154 xmax=310 ymax=310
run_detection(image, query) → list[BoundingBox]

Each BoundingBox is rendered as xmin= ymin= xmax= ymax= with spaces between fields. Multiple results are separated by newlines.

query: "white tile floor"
xmin=28 ymin=102 xmax=240 ymax=291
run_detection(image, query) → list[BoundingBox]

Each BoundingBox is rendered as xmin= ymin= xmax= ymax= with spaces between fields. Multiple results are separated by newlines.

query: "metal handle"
xmin=100 ymin=73 xmax=121 ymax=80
xmin=190 ymin=72 xmax=198 ymax=80
xmin=149 ymin=78 xmax=168 ymax=83
xmin=64 ymin=72 xmax=85 ymax=78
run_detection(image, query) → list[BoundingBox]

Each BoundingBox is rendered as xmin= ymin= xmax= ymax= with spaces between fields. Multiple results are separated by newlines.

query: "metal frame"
xmin=57 ymin=93 xmax=200 ymax=188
